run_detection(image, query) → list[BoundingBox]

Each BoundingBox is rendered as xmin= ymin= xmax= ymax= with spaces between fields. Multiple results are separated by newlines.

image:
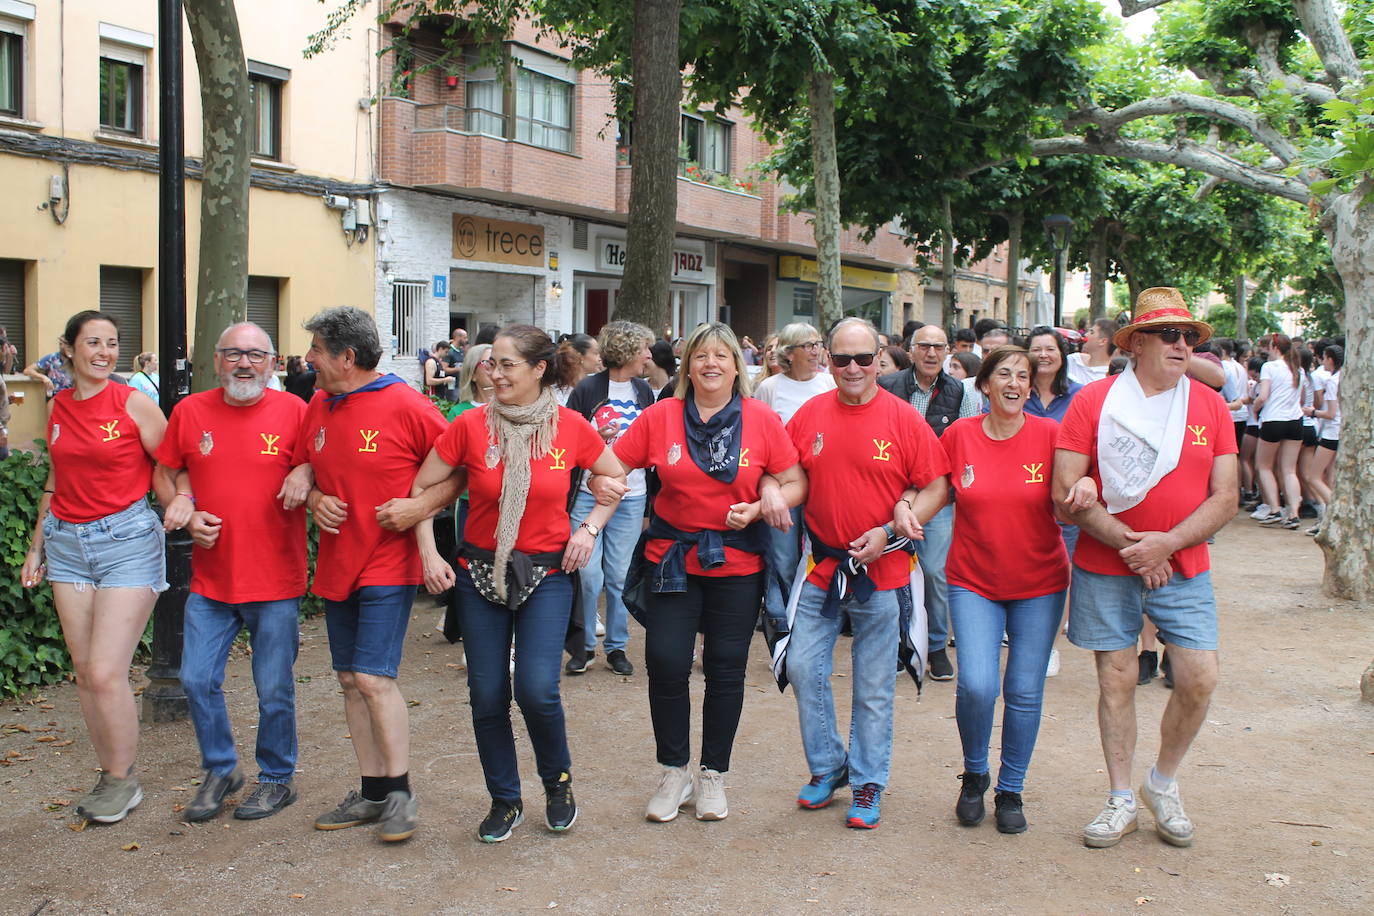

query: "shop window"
xmin=99 ymin=266 xmax=144 ymax=371
xmin=392 ymin=281 xmax=426 ymax=357
xmin=515 ymin=67 xmax=572 ymax=152
xmin=792 ymin=286 xmax=815 ymax=320
xmin=247 ymin=61 xmax=288 ymax=161
xmin=681 ymin=114 xmax=731 ymax=177
xmin=0 ymin=18 xmax=24 ymax=118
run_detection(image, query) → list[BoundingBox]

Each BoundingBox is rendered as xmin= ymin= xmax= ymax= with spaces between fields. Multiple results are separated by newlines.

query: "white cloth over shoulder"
xmin=1097 ymin=363 xmax=1190 ymax=514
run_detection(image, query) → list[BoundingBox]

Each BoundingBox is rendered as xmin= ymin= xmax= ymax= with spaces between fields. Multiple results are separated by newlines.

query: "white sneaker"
xmin=595 ymin=615 xmax=605 ymax=637
xmin=694 ymin=767 xmax=728 ymax=821
xmin=646 ymin=765 xmax=694 ymax=822
xmin=1083 ymin=795 xmax=1138 ymax=848
xmin=1045 ymin=647 xmax=1061 ymax=678
xmin=1249 ymin=503 xmax=1273 ymax=519
xmin=1140 ymin=778 xmax=1195 ymax=847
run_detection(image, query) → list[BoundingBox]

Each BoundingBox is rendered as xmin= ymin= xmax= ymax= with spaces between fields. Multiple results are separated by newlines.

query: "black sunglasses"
xmin=830 ymin=352 xmax=877 ymax=368
xmin=1140 ymin=327 xmax=1201 ymax=346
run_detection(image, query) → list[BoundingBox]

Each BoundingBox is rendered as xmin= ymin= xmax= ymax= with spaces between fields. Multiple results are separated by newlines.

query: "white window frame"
xmin=247 ymin=60 xmax=289 ymax=161
xmin=98 ymin=31 xmax=150 ymax=138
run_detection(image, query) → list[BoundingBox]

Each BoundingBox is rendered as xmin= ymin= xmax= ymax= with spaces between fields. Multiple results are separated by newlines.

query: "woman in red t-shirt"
xmin=941 ymin=346 xmax=1085 ymax=835
xmin=610 ymin=322 xmax=805 ymax=824
xmin=20 ymin=310 xmax=174 ymax=825
xmin=411 ymin=325 xmax=626 ymax=843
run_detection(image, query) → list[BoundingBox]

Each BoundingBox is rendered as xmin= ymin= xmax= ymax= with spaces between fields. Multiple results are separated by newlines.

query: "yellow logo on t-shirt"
xmin=259 ymin=433 xmax=281 ymax=456
xmin=739 ymin=447 xmax=751 ymax=468
xmin=1188 ymin=424 xmax=1208 ymax=446
xmin=1023 ymin=462 xmax=1045 ymax=484
xmin=872 ymin=439 xmax=893 ymax=462
xmin=549 ymin=447 xmax=567 ymax=470
xmin=358 ymin=429 xmax=380 ymax=453
xmin=100 ymin=420 xmax=121 ymax=442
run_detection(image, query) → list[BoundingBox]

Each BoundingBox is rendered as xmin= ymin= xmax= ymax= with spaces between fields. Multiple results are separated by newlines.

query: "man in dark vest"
xmin=878 ymin=324 xmax=980 ymax=680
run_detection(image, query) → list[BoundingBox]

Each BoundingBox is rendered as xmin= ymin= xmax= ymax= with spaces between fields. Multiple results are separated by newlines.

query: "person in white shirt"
xmin=129 ymin=352 xmax=161 ymax=401
xmin=1304 ymin=344 xmax=1342 ymax=535
xmin=1250 ymin=334 xmax=1305 ymax=528
xmin=1066 ymin=319 xmax=1118 ymax=386
xmin=752 ymin=323 xmax=836 ymax=424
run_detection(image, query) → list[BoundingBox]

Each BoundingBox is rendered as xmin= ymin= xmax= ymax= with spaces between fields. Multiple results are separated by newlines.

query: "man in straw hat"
xmin=1051 ymin=287 xmax=1238 ymax=850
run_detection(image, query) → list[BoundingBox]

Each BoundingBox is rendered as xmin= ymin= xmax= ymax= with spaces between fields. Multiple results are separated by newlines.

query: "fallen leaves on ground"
xmin=121 ymin=843 xmax=140 ymax=852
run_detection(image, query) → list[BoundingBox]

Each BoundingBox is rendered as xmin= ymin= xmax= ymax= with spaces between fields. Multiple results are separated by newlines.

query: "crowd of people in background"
xmin=14 ymin=289 xmax=1332 ymax=855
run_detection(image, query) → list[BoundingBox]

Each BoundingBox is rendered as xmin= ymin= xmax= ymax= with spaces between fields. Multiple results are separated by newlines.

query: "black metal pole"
xmin=145 ymin=0 xmax=191 ymax=723
xmin=1052 ymin=248 xmax=1065 ymax=330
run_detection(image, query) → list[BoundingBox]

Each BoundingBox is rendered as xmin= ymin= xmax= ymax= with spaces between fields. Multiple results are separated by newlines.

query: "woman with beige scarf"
xmin=412 ymin=325 xmax=626 ymax=844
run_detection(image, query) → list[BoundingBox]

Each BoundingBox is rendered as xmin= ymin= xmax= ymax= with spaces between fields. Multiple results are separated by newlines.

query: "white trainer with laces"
xmin=1140 ymin=779 xmax=1195 ymax=847
xmin=1083 ymin=795 xmax=1138 ymax=848
xmin=695 ymin=766 xmax=728 ymax=821
xmin=1249 ymin=503 xmax=1273 ymax=519
xmin=646 ymin=764 xmax=694 ymax=822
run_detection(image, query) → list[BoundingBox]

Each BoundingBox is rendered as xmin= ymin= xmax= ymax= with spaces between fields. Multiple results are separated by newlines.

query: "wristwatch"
xmin=578 ymin=522 xmax=601 ymax=538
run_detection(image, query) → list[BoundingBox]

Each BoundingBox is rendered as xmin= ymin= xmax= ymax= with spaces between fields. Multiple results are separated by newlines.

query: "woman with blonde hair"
xmin=613 ymin=322 xmax=805 ymax=822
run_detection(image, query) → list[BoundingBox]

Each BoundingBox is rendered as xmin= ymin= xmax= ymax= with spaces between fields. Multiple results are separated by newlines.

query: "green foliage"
xmin=1304 ymin=83 xmax=1374 ymax=205
xmin=0 ymin=444 xmax=69 ymax=696
xmin=1204 ymin=302 xmax=1283 ymax=338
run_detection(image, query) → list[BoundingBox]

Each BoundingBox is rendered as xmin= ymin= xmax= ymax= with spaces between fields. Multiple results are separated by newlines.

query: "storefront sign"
xmin=598 ymin=237 xmax=707 ymax=280
xmin=778 ymin=255 xmax=897 ymax=292
xmin=452 ymin=215 xmax=545 ymax=267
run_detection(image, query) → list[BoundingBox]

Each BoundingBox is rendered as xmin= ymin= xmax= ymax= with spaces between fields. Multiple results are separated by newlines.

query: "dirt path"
xmin=2 ymin=515 xmax=1371 ymax=915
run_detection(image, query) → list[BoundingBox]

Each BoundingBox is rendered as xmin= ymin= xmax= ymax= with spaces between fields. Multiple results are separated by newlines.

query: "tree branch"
xmin=1246 ymin=22 xmax=1339 ymax=105
xmin=1292 ymin=0 xmax=1362 ymax=86
xmin=1118 ymin=0 xmax=1174 ymax=14
xmin=1029 ymin=135 xmax=1310 ymax=203
xmin=1067 ymin=94 xmax=1300 ymax=165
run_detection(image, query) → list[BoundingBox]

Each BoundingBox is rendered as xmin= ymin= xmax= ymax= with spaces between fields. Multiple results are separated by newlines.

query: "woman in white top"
xmin=1304 ymin=345 xmax=1342 ymax=535
xmin=751 ymin=322 xmax=836 ymax=424
xmin=1251 ymin=334 xmax=1305 ymax=528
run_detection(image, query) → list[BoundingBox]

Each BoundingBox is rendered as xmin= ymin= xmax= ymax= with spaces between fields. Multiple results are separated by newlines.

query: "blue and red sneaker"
xmin=797 ymin=765 xmax=849 ymax=809
xmin=846 ymin=783 xmax=882 ymax=829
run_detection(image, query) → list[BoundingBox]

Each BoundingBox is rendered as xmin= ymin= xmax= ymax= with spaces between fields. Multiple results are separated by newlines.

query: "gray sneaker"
xmin=378 ymin=790 xmax=418 ymax=843
xmin=1140 ymin=779 xmax=1195 ymax=847
xmin=314 ymin=789 xmax=385 ymax=831
xmin=77 ymin=770 xmax=144 ymax=824
xmin=185 ymin=766 xmax=244 ymax=822
xmin=234 ymin=781 xmax=297 ymax=820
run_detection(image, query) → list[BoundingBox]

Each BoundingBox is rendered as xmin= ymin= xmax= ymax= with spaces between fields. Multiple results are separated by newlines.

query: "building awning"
xmin=778 ymin=256 xmax=897 ymax=293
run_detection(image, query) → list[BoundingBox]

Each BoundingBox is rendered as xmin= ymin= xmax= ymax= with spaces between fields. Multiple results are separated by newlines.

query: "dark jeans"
xmin=645 ymin=571 xmax=764 ymax=772
xmin=455 ymin=565 xmax=573 ymax=802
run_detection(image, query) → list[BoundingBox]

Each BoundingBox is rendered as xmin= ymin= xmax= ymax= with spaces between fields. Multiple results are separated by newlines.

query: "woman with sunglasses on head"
xmin=21 ymin=310 xmax=176 ymax=824
xmin=944 ymin=346 xmax=1081 ymax=834
xmin=1250 ymin=334 xmax=1305 ymax=529
xmin=612 ymin=322 xmax=805 ymax=822
xmin=410 ymin=326 xmax=627 ymax=843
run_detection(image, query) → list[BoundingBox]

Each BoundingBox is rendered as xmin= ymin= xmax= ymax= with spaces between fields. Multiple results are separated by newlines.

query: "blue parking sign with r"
xmin=433 ymin=274 xmax=447 ymax=298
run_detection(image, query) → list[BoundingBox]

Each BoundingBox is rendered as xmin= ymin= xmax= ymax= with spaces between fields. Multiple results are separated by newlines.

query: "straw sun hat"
xmin=1112 ymin=287 xmax=1213 ymax=351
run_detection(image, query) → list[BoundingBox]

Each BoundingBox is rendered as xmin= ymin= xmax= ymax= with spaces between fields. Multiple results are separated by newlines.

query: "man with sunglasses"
xmin=786 ymin=318 xmax=950 ymax=829
xmin=879 ymin=324 xmax=981 ymax=682
xmin=154 ymin=322 xmax=309 ymax=822
xmin=1052 ymin=287 xmax=1237 ymax=851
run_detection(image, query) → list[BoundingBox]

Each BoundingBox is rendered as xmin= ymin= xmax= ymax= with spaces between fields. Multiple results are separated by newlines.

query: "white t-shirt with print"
xmin=584 ymin=378 xmax=647 ymax=497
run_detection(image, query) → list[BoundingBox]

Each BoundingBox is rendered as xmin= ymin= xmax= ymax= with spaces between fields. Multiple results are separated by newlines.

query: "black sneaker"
xmin=234 ymin=781 xmax=297 ymax=820
xmin=606 ymin=649 xmax=634 ymax=676
xmin=544 ymin=772 xmax=577 ymax=832
xmin=478 ymin=798 xmax=524 ymax=843
xmin=185 ymin=766 xmax=244 ymax=822
xmin=1160 ymin=650 xmax=1174 ymax=689
xmin=564 ymin=650 xmax=591 ymax=676
xmin=928 ymin=648 xmax=954 ymax=681
xmin=1137 ymin=649 xmax=1157 ymax=686
xmin=955 ymin=771 xmax=989 ymax=826
xmin=994 ymin=791 xmax=1027 ymax=834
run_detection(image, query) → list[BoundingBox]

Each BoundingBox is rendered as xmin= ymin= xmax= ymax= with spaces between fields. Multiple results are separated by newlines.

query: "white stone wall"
xmin=371 ymin=189 xmax=575 ymax=385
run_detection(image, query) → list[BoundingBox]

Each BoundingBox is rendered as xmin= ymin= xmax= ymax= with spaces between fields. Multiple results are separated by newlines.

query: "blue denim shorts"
xmin=324 ymin=585 xmax=416 ymax=678
xmin=1067 ymin=567 xmax=1217 ymax=652
xmin=42 ymin=500 xmax=168 ymax=592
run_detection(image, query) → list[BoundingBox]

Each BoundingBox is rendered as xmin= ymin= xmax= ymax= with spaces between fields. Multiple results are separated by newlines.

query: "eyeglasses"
xmin=829 ymin=352 xmax=876 ymax=368
xmin=787 ymin=340 xmax=822 ymax=352
xmin=1140 ymin=327 xmax=1201 ymax=346
xmin=217 ymin=348 xmax=271 ymax=365
xmin=479 ymin=357 xmax=528 ymax=373
xmin=912 ymin=341 xmax=947 ymax=351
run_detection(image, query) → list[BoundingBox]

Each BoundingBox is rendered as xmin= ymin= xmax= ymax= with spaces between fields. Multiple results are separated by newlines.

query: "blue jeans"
xmin=569 ymin=490 xmax=644 ymax=653
xmin=787 ymin=582 xmax=899 ymax=789
xmin=913 ymin=503 xmax=953 ymax=652
xmin=948 ymin=586 xmax=1065 ymax=794
xmin=456 ymin=565 xmax=573 ymax=801
xmin=764 ymin=506 xmax=804 ymax=623
xmin=181 ymin=592 xmax=301 ymax=783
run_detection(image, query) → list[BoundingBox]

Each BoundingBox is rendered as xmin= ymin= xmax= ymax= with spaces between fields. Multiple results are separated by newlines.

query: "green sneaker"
xmin=77 ymin=770 xmax=144 ymax=824
xmin=314 ymin=789 xmax=385 ymax=831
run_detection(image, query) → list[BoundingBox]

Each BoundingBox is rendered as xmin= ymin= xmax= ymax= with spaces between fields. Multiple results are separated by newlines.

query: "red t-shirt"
xmin=293 ymin=380 xmax=448 ymax=601
xmin=942 ymin=415 xmax=1069 ymax=601
xmin=614 ymin=397 xmax=800 ymax=576
xmin=1057 ymin=376 xmax=1238 ymax=578
xmin=156 ymin=389 xmax=308 ymax=603
xmin=434 ymin=404 xmax=605 ymax=556
xmin=48 ymin=383 xmax=154 ymax=522
xmin=788 ymin=389 xmax=950 ymax=592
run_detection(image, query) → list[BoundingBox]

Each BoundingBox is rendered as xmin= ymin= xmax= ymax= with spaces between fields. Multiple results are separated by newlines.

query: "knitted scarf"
xmin=485 ymin=386 xmax=560 ymax=601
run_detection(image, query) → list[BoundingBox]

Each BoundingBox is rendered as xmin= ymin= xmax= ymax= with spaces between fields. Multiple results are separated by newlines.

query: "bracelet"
xmin=176 ymin=492 xmax=196 ymax=506
xmin=42 ymin=489 xmax=54 ymax=494
xmin=897 ymin=497 xmax=914 ymax=511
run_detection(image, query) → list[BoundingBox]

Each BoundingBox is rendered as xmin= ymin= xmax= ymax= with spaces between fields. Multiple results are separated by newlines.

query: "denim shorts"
xmin=1067 ymin=567 xmax=1217 ymax=652
xmin=323 ymin=585 xmax=416 ymax=678
xmin=42 ymin=500 xmax=168 ymax=592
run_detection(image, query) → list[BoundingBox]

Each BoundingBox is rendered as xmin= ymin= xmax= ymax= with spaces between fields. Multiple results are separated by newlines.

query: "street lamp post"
xmin=1043 ymin=214 xmax=1074 ymax=329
